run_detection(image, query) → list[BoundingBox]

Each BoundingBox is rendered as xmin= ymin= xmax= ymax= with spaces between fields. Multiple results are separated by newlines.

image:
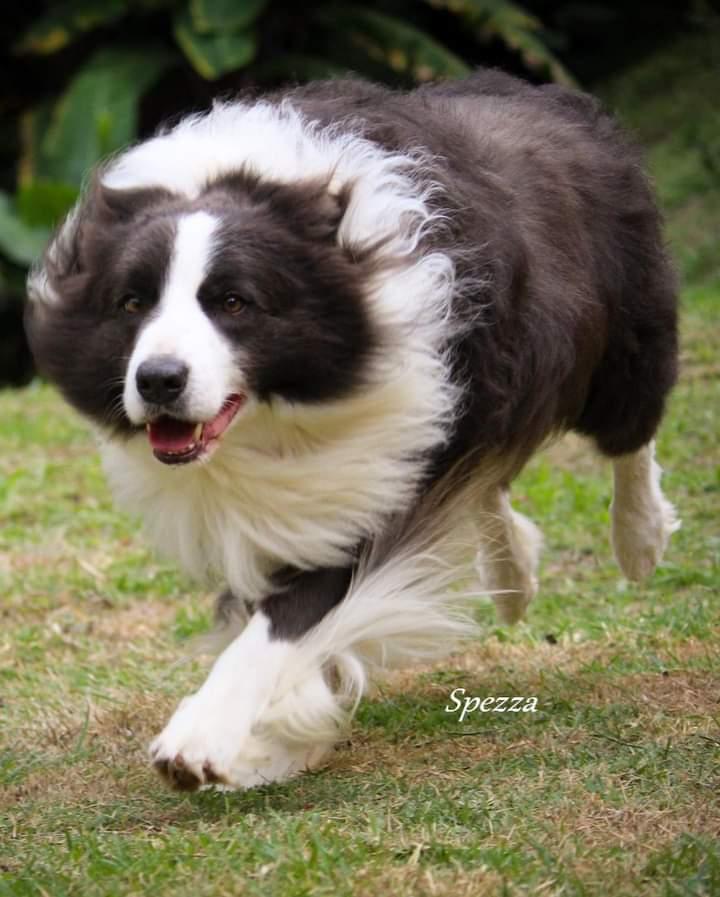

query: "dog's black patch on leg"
xmin=261 ymin=565 xmax=354 ymax=641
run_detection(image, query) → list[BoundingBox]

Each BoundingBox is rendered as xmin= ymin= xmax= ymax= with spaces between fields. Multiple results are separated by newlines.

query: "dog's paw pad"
xmin=153 ymin=752 xmax=230 ymax=791
xmin=153 ymin=753 xmax=203 ymax=791
xmin=202 ymin=761 xmax=226 ymax=784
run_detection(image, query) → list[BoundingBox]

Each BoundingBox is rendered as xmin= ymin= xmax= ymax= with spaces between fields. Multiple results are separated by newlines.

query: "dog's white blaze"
xmin=123 ymin=212 xmax=240 ymax=424
xmin=101 ymin=101 xmax=459 ymax=345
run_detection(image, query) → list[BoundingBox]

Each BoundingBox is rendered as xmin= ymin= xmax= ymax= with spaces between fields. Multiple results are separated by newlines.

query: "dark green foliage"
xmin=0 ymin=0 xmax=569 ymax=286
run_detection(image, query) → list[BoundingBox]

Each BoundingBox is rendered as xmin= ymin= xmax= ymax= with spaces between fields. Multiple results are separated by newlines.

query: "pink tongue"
xmin=148 ymin=417 xmax=196 ymax=453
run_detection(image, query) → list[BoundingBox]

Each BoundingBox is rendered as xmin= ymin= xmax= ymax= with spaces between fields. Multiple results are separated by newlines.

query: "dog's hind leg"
xmin=611 ymin=440 xmax=680 ymax=581
xmin=475 ymin=488 xmax=543 ymax=624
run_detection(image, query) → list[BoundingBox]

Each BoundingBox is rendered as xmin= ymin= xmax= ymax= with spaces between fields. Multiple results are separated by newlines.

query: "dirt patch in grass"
xmin=1 ymin=690 xmax=172 ymax=809
xmin=353 ymin=866 xmax=505 ymax=897
xmin=457 ymin=632 xmax=714 ymax=676
xmin=332 ymin=728 xmax=507 ymax=783
xmin=569 ymin=794 xmax=720 ymax=842
xmin=589 ymin=669 xmax=720 ymax=719
xmin=335 ymin=636 xmax=720 ymax=776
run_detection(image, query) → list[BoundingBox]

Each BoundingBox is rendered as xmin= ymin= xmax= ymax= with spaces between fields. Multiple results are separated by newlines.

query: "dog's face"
xmin=26 ymin=174 xmax=376 ymax=465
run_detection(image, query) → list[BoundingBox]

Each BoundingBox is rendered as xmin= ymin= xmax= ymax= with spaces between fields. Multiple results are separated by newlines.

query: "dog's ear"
xmin=26 ymin=176 xmax=174 ymax=309
xmin=206 ymin=170 xmax=353 ymax=245
xmin=26 ymin=199 xmax=87 ymax=309
xmin=90 ymin=176 xmax=175 ymax=225
xmin=267 ymin=174 xmax=354 ymax=244
xmin=302 ymin=175 xmax=352 ymax=243
xmin=70 ymin=177 xmax=175 ymax=268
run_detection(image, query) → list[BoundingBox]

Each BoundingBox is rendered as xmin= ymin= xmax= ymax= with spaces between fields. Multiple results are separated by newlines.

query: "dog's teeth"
xmin=194 ymin=423 xmax=202 ymax=441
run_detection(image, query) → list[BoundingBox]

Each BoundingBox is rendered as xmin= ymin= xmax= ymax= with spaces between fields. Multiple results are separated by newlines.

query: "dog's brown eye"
xmin=121 ymin=294 xmax=142 ymax=314
xmin=223 ymin=294 xmax=247 ymax=315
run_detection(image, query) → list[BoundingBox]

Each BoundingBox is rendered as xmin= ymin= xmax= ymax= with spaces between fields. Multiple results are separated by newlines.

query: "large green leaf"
xmin=315 ymin=6 xmax=470 ymax=82
xmin=16 ymin=181 xmax=80 ymax=230
xmin=190 ymin=0 xmax=268 ymax=33
xmin=0 ymin=193 xmax=50 ymax=268
xmin=27 ymin=48 xmax=174 ymax=185
xmin=15 ymin=0 xmax=130 ymax=55
xmin=174 ymin=7 xmax=256 ymax=80
xmin=426 ymin=0 xmax=575 ymax=85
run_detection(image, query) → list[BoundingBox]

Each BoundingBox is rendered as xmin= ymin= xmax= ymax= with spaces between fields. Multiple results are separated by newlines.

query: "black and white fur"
xmin=26 ymin=71 xmax=680 ymax=791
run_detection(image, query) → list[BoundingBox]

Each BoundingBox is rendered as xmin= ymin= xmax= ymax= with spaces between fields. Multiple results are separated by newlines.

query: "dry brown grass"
xmin=352 ymin=865 xmax=507 ymax=897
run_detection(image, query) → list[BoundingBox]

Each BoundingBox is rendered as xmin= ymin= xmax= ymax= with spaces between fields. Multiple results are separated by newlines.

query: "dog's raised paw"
xmin=611 ymin=494 xmax=680 ymax=582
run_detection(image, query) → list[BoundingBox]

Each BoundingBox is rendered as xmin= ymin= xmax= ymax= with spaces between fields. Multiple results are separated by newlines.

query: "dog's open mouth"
xmin=147 ymin=394 xmax=245 ymax=465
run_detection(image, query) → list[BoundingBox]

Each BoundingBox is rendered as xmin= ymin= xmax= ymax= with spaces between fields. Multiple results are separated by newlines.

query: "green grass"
xmin=2 ymin=32 xmax=720 ymax=897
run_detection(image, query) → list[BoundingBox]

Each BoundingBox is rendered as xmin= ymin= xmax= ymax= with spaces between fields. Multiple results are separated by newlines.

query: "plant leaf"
xmin=425 ymin=0 xmax=575 ymax=85
xmin=0 ymin=193 xmax=50 ymax=267
xmin=190 ymin=0 xmax=268 ymax=33
xmin=27 ymin=48 xmax=174 ymax=185
xmin=174 ymin=7 xmax=256 ymax=79
xmin=15 ymin=0 xmax=130 ymax=55
xmin=16 ymin=181 xmax=80 ymax=230
xmin=315 ymin=5 xmax=470 ymax=82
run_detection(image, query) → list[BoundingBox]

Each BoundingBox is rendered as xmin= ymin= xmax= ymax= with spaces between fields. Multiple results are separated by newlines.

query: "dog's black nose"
xmin=136 ymin=356 xmax=189 ymax=406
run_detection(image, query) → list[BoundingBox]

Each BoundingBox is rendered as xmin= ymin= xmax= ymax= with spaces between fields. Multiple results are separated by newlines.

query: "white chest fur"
xmin=100 ymin=357 xmax=453 ymax=600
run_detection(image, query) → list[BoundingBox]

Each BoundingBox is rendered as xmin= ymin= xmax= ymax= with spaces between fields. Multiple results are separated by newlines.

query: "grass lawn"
xmin=2 ymin=33 xmax=720 ymax=897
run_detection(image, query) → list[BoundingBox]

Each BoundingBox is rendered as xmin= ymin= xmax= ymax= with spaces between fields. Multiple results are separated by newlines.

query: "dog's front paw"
xmin=149 ymin=691 xmax=246 ymax=790
xmin=151 ymin=751 xmax=225 ymax=791
xmin=150 ymin=692 xmax=332 ymax=791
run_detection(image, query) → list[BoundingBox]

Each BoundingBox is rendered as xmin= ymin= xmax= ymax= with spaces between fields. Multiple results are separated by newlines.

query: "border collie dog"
xmin=26 ymin=70 xmax=679 ymax=791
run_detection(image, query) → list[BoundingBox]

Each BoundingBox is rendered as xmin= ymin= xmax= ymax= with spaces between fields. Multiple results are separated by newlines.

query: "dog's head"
xmin=26 ymin=172 xmax=377 ymax=465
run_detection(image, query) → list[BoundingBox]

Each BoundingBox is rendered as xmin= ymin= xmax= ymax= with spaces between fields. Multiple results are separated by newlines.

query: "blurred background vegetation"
xmin=1 ymin=0 xmax=719 ymax=386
